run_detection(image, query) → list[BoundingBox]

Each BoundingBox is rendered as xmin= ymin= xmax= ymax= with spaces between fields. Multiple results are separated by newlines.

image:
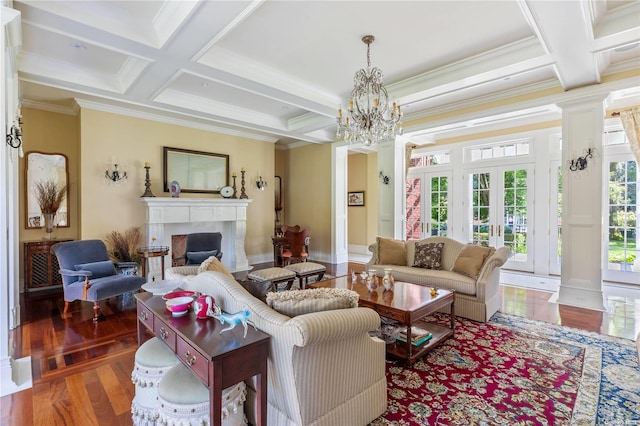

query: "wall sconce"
xmin=569 ymin=148 xmax=595 ymax=172
xmin=6 ymin=110 xmax=24 ymax=157
xmin=379 ymin=171 xmax=389 ymax=185
xmin=105 ymin=163 xmax=127 ymax=183
xmin=256 ymin=176 xmax=267 ymax=190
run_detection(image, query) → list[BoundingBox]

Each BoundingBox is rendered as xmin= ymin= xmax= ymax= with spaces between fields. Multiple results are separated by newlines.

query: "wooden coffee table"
xmin=309 ymin=276 xmax=455 ymax=365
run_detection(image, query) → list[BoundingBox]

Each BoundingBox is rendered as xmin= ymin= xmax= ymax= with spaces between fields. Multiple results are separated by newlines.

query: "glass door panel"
xmin=405 ymin=177 xmax=421 ymax=240
xmin=502 ymin=169 xmax=529 ymax=263
xmin=603 ymin=157 xmax=639 ymax=284
xmin=471 ymin=172 xmax=491 ymax=246
xmin=549 ymin=162 xmax=562 ymax=275
xmin=430 ymin=176 xmax=449 ymax=236
xmin=405 ymin=172 xmax=451 ymax=240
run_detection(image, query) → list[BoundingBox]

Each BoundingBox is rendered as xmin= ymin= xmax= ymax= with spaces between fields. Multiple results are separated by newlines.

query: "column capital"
xmin=556 ymin=93 xmax=609 ymax=110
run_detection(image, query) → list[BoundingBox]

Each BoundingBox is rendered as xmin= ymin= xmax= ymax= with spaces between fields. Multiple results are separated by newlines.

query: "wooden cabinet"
xmin=24 ymin=239 xmax=72 ymax=292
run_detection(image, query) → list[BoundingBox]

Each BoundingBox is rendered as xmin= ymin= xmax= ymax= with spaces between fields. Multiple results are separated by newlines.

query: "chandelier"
xmin=336 ymin=35 xmax=402 ymax=146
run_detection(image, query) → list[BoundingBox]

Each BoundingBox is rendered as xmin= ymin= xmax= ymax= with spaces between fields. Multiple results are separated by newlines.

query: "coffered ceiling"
xmin=12 ymin=0 xmax=640 ymax=151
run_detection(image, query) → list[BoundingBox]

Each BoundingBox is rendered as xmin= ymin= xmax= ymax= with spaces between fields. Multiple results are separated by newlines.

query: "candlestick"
xmin=231 ymin=175 xmax=238 ymax=199
xmin=239 ymin=170 xmax=248 ymax=199
xmin=140 ymin=164 xmax=155 ymax=198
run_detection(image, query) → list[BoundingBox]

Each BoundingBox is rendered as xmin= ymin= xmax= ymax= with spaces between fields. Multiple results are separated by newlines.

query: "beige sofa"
xmin=170 ymin=270 xmax=387 ymax=426
xmin=367 ymin=236 xmax=511 ymax=323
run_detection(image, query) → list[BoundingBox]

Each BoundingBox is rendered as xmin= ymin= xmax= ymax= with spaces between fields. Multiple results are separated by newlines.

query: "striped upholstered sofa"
xmin=176 ymin=270 xmax=387 ymax=426
xmin=367 ymin=236 xmax=511 ymax=323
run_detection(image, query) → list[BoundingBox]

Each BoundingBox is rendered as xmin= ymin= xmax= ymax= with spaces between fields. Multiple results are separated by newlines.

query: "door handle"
xmin=490 ymin=225 xmax=494 ymax=237
xmin=498 ymin=225 xmax=502 ymax=237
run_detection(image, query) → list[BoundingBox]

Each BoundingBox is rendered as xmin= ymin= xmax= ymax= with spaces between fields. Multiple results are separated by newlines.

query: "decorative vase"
xmin=43 ymin=212 xmax=56 ymax=240
xmin=366 ymin=270 xmax=378 ymax=291
xmin=382 ymin=268 xmax=394 ymax=290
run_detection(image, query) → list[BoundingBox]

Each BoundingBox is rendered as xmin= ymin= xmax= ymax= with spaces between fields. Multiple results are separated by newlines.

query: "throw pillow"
xmin=452 ymin=244 xmax=494 ymax=279
xmin=266 ymin=288 xmax=358 ymax=317
xmin=74 ymin=260 xmax=116 ymax=281
xmin=377 ymin=237 xmax=407 ymax=266
xmin=186 ymin=250 xmax=218 ymax=265
xmin=413 ymin=242 xmax=444 ymax=269
xmin=238 ymin=280 xmax=276 ymax=303
xmin=197 ymin=256 xmax=234 ymax=280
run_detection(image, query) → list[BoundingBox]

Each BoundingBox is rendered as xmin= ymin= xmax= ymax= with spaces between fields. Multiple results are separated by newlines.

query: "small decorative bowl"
xmin=165 ymin=296 xmax=194 ymax=316
xmin=163 ymin=290 xmax=197 ymax=301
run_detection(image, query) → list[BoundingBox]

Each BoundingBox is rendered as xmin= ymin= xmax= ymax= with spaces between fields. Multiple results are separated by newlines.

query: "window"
xmin=467 ymin=140 xmax=530 ymax=162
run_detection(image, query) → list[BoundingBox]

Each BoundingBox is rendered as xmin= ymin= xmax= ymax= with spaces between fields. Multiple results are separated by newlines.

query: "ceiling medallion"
xmin=336 ymin=35 xmax=402 ymax=146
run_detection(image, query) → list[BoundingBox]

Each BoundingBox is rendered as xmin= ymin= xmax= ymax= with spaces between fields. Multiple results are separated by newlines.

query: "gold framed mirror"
xmin=25 ymin=151 xmax=69 ymax=229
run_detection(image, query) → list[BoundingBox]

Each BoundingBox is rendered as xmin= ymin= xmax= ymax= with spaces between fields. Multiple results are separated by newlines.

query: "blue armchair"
xmin=52 ymin=239 xmax=146 ymax=322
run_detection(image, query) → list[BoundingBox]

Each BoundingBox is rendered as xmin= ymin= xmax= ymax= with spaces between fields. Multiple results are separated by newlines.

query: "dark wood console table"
xmin=135 ymin=292 xmax=270 ymax=425
xmin=24 ymin=239 xmax=73 ymax=292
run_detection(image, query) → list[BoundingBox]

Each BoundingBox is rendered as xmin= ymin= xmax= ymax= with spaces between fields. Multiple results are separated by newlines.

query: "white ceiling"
xmin=12 ymin=0 xmax=640 ymax=151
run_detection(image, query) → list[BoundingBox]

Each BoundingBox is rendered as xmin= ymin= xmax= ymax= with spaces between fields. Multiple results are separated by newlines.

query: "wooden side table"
xmin=135 ymin=292 xmax=270 ymax=425
xmin=271 ymin=236 xmax=288 ymax=266
xmin=136 ymin=246 xmax=169 ymax=280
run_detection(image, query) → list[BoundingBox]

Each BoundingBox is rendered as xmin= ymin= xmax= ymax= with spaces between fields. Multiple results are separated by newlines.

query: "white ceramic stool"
xmin=157 ymin=363 xmax=247 ymax=426
xmin=284 ymin=262 xmax=326 ymax=289
xmin=248 ymin=267 xmax=296 ymax=291
xmin=131 ymin=337 xmax=181 ymax=426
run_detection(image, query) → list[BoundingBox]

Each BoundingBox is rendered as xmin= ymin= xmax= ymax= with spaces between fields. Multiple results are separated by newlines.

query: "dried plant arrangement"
xmin=105 ymin=226 xmax=142 ymax=264
xmin=33 ymin=180 xmax=67 ymax=214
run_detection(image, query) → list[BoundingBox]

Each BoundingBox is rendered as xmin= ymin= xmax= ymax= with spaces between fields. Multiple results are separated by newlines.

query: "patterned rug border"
xmin=490 ymin=312 xmax=638 ymax=425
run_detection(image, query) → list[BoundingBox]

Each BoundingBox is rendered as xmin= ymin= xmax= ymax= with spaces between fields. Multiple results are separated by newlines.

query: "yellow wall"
xmin=19 ymin=108 xmax=80 ymax=282
xmin=78 ymin=108 xmax=275 ymax=257
xmin=348 ymin=154 xmax=368 ymax=245
xmin=285 ymin=143 xmax=332 ymax=256
xmin=365 ymin=151 xmax=378 ymax=245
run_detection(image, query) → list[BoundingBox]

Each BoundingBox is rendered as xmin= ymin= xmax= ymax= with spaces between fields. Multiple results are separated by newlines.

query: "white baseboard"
xmin=0 ymin=356 xmax=32 ymax=397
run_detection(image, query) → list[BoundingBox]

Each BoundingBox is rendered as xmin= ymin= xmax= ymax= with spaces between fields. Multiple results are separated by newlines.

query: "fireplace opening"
xmin=171 ymin=234 xmax=187 ymax=266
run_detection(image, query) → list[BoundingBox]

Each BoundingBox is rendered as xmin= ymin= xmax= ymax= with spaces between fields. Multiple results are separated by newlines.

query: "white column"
xmin=555 ymin=94 xmax=608 ymax=311
xmin=377 ymin=137 xmax=408 ymax=239
xmin=1 ymin=6 xmax=32 ymax=397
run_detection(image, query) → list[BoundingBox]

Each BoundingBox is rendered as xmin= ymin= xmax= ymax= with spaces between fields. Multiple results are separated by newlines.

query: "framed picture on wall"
xmin=348 ymin=191 xmax=365 ymax=206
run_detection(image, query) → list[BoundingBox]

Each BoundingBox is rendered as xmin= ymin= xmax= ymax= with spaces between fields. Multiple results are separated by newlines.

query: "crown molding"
xmin=74 ymin=98 xmax=278 ymax=143
xmin=20 ymin=98 xmax=79 ymax=115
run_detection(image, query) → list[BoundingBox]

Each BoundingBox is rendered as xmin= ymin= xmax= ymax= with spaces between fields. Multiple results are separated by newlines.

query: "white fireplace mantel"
xmin=140 ymin=197 xmax=252 ymax=280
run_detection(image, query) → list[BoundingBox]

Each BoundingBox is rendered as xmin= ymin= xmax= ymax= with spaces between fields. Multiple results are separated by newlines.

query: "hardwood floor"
xmin=2 ymin=262 xmax=639 ymax=425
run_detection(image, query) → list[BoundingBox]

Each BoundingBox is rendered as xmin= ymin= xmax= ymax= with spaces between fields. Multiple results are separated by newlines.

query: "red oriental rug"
xmin=371 ymin=313 xmax=591 ymax=425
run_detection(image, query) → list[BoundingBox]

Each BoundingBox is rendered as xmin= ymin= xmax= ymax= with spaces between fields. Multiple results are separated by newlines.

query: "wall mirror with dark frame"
xmin=163 ymin=147 xmax=229 ymax=194
xmin=25 ymin=151 xmax=70 ymax=229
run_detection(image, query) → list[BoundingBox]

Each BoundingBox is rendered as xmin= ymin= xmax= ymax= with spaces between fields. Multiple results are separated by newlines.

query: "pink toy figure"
xmin=212 ymin=305 xmax=256 ymax=338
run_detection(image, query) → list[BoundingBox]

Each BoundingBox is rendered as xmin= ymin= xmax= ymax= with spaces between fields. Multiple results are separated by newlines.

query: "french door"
xmin=467 ymin=165 xmax=534 ymax=272
xmin=603 ymin=155 xmax=639 ymax=284
xmin=405 ymin=172 xmax=451 ymax=240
